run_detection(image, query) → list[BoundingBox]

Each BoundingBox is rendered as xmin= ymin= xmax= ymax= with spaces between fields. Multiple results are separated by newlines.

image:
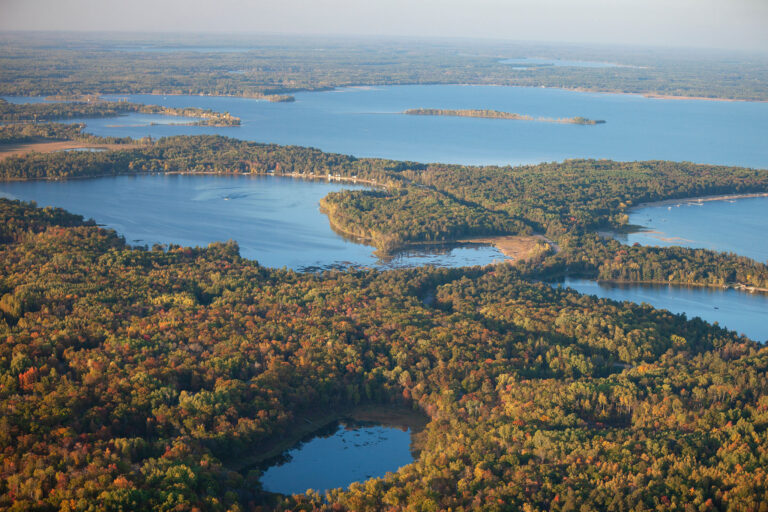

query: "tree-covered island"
xmin=403 ymin=108 xmax=606 ymax=125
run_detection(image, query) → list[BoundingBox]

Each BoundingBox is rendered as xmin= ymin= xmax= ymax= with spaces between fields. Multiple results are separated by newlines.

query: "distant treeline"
xmin=404 ymin=108 xmax=605 ymax=125
xmin=0 ymin=123 xmax=89 ymax=144
xmin=1 ymin=34 xmax=768 ymax=101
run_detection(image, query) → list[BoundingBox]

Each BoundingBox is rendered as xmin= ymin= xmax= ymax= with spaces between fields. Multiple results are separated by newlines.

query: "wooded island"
xmin=403 ymin=108 xmax=605 ymax=125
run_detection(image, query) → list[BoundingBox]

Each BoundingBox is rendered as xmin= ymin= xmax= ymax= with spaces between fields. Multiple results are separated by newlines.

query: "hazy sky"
xmin=2 ymin=0 xmax=767 ymax=51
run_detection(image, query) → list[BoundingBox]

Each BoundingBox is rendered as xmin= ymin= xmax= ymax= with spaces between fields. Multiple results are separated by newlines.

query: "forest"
xmin=0 ymin=123 xmax=94 ymax=145
xmin=1 ymin=198 xmax=768 ymax=511
xmin=2 ymin=80 xmax=768 ymax=509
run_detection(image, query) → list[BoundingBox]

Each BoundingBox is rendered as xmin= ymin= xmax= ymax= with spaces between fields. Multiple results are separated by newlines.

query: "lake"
xmin=259 ymin=419 xmax=415 ymax=495
xmin=2 ymin=85 xmax=766 ymax=338
xmin=0 ymin=174 xmax=505 ymax=270
xmin=6 ymin=84 xmax=764 ymax=168
xmin=616 ymin=195 xmax=768 ymax=263
xmin=561 ymin=278 xmax=768 ymax=342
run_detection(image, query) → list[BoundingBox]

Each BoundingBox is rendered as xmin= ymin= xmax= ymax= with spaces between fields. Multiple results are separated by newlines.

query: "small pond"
xmin=258 ymin=405 xmax=426 ymax=496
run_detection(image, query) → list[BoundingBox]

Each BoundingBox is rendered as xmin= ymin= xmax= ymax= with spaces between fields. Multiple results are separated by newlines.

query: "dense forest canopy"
xmin=1 ymin=198 xmax=767 ymax=511
xmin=0 ymin=99 xmax=240 ymax=126
xmin=2 ymin=47 xmax=768 ymax=508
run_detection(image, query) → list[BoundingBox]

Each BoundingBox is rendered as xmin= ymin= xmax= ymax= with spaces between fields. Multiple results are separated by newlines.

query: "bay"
xmin=0 ymin=174 xmax=504 ymax=270
xmin=560 ymin=278 xmax=768 ymax=342
xmin=616 ymin=196 xmax=768 ymax=263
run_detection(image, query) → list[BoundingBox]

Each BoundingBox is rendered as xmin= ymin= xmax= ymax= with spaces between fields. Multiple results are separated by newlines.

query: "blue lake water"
xmin=561 ymin=278 xmax=768 ymax=342
xmin=5 ymin=85 xmax=763 ymax=168
xmin=260 ymin=420 xmax=415 ymax=495
xmin=616 ymin=196 xmax=768 ymax=263
xmin=0 ymin=174 xmax=504 ymax=270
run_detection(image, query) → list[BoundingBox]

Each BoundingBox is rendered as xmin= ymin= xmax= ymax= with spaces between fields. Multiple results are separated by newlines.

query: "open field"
xmin=0 ymin=140 xmax=134 ymax=160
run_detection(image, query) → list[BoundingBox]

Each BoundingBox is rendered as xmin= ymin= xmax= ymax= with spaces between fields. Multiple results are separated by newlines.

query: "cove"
xmin=0 ymin=174 xmax=505 ymax=270
xmin=6 ymin=84 xmax=764 ymax=168
xmin=614 ymin=195 xmax=768 ymax=263
xmin=256 ymin=405 xmax=427 ymax=496
xmin=560 ymin=278 xmax=768 ymax=342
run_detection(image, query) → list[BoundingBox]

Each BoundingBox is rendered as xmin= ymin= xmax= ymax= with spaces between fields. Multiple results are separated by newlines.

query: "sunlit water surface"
xmin=260 ymin=420 xmax=415 ymax=495
xmin=7 ymin=84 xmax=766 ymax=167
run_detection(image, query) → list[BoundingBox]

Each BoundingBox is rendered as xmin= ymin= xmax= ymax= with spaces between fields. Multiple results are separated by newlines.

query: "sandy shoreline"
xmin=459 ymin=234 xmax=558 ymax=262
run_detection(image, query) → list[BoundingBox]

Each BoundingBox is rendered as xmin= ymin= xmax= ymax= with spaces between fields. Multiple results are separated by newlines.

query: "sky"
xmin=1 ymin=0 xmax=767 ymax=52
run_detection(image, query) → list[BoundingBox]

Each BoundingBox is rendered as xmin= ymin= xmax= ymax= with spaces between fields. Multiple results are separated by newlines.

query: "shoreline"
xmin=641 ymin=93 xmax=766 ymax=103
xmin=553 ymin=275 xmax=768 ymax=296
xmin=402 ymin=108 xmax=604 ymax=125
xmin=95 ymin=91 xmax=297 ymax=103
xmin=593 ymin=278 xmax=768 ymax=295
xmin=9 ymin=81 xmax=767 ymax=106
xmin=630 ymin=192 xmax=768 ymax=210
xmin=335 ymin=82 xmax=768 ymax=104
xmin=0 ymin=168 xmax=385 ymax=187
xmin=226 ymin=402 xmax=428 ymax=473
xmin=450 ymin=83 xmax=768 ymax=104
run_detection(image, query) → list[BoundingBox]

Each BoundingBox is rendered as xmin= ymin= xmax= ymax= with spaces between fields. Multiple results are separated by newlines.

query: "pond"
xmin=8 ymin=83 xmax=766 ymax=168
xmin=257 ymin=405 xmax=427 ymax=496
xmin=0 ymin=174 xmax=505 ymax=270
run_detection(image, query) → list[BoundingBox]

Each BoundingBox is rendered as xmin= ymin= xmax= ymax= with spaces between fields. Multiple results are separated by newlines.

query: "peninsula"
xmin=403 ymin=108 xmax=605 ymax=125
